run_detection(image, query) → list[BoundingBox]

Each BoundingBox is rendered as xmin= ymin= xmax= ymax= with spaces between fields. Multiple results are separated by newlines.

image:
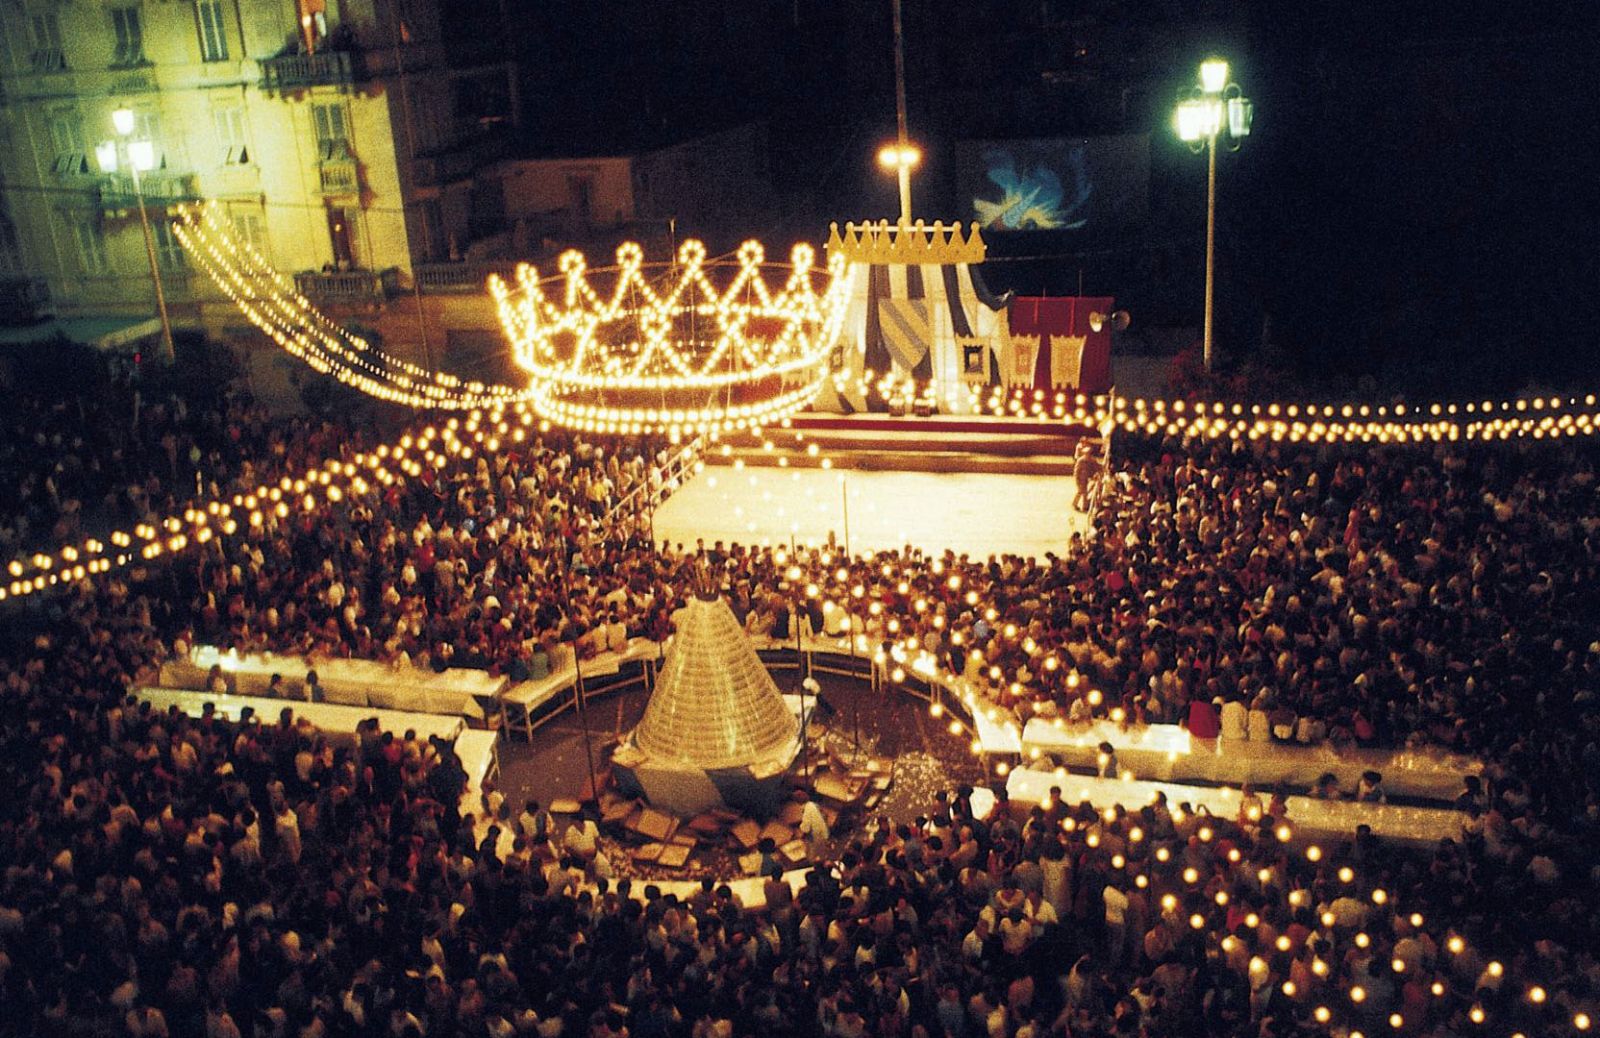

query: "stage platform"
xmin=718 ymin=413 xmax=1099 ymax=476
xmin=653 ymin=465 xmax=1092 ymax=559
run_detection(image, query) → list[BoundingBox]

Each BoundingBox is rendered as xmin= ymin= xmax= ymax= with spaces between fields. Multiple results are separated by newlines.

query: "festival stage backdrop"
xmin=1007 ymin=296 xmax=1114 ymax=395
xmin=959 ymin=135 xmax=1149 ymax=233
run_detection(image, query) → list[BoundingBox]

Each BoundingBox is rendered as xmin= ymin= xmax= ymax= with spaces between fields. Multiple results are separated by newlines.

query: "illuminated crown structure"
xmin=825 ymin=219 xmax=988 ymax=266
xmin=491 ymin=239 xmax=854 ymax=437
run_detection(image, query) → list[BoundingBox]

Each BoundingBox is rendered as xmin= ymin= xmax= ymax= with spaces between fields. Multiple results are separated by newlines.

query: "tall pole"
xmin=1202 ymin=137 xmax=1217 ymax=373
xmin=891 ymin=0 xmax=912 ymax=225
xmin=841 ymin=477 xmax=851 ymax=559
xmin=128 ymin=157 xmax=175 ymax=366
xmin=573 ymin=644 xmax=599 ymax=803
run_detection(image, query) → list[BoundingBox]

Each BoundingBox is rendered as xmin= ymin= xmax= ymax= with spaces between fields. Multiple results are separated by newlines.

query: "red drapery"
xmin=1008 ymin=296 xmax=1115 ymax=394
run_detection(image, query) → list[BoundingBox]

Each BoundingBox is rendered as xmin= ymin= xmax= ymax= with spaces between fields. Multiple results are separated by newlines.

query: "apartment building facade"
xmin=0 ymin=0 xmax=514 ymax=347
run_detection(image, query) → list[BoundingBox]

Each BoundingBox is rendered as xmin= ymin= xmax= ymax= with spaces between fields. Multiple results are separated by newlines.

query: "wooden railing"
xmin=602 ymin=437 xmax=705 ymax=540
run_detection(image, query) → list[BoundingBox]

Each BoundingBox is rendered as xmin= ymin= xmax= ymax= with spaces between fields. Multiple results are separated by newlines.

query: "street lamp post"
xmin=877 ymin=0 xmax=920 ymax=226
xmin=102 ymin=107 xmax=176 ymax=366
xmin=1175 ymin=59 xmax=1252 ymax=373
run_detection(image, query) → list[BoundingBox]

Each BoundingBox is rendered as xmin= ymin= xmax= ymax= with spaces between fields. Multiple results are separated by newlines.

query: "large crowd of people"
xmin=1 ymin=373 xmax=1599 ymax=1037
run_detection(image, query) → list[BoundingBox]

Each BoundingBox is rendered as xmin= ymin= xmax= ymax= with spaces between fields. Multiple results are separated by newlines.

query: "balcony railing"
xmin=293 ymin=268 xmax=401 ymax=303
xmin=318 ymin=159 xmax=359 ymax=195
xmin=414 ymin=261 xmax=519 ymax=294
xmin=259 ymin=50 xmax=356 ymax=92
xmin=98 ymin=171 xmax=199 ymax=211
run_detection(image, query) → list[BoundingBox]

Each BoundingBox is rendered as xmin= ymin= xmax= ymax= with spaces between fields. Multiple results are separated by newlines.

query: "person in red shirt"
xmin=1186 ymin=696 xmax=1220 ymax=740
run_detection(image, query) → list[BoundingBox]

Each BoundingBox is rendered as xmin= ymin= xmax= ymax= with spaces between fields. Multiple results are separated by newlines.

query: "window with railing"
xmin=110 ymin=7 xmax=145 ymax=67
xmin=29 ymin=13 xmax=64 ymax=72
xmin=195 ymin=1 xmax=228 ymax=62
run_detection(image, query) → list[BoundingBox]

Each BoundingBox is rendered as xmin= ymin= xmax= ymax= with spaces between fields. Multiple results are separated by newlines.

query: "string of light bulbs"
xmin=173 ymin=202 xmax=532 ymax=411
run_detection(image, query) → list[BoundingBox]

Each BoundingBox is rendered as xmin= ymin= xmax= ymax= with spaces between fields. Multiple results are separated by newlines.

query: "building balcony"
xmin=414 ymin=260 xmax=519 ymax=294
xmin=259 ymin=50 xmax=357 ymax=92
xmin=317 ymin=159 xmax=360 ymax=195
xmin=98 ymin=170 xmax=199 ymax=212
xmin=293 ymin=268 xmax=400 ymax=303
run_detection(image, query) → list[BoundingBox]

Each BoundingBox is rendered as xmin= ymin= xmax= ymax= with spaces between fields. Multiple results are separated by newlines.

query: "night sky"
xmin=461 ymin=0 xmax=1600 ymax=395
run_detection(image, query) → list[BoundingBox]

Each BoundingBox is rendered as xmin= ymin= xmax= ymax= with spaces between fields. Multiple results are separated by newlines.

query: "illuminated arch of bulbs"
xmin=173 ymin=202 xmax=530 ymax=411
xmin=491 ymin=238 xmax=854 ymax=436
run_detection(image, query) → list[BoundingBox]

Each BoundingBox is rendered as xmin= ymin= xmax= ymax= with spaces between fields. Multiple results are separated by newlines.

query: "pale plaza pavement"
xmin=653 ymin=465 xmax=1093 ymax=559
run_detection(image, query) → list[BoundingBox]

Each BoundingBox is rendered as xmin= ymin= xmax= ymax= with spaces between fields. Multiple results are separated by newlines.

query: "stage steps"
xmin=710 ymin=415 xmax=1096 ymax=475
xmin=706 ymin=448 xmax=1077 ymax=477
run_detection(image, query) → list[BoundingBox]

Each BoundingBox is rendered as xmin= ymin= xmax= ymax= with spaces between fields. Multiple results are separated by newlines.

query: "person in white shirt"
xmin=562 ymin=817 xmax=599 ymax=862
xmin=1103 ymin=882 xmax=1129 ymax=963
xmin=1220 ymin=698 xmax=1249 ymax=741
xmin=273 ymin=804 xmax=300 ymax=865
xmin=797 ymin=792 xmax=831 ymax=851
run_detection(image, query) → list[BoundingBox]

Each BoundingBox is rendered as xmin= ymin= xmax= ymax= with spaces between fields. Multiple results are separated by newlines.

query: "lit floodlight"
xmin=491 ymin=238 xmax=855 ymax=436
xmin=877 ymin=143 xmax=921 ymax=169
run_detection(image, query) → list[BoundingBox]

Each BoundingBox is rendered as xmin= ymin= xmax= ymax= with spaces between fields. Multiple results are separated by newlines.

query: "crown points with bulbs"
xmin=490 ymin=238 xmax=854 ymax=437
xmin=827 ymin=219 xmax=987 ymax=266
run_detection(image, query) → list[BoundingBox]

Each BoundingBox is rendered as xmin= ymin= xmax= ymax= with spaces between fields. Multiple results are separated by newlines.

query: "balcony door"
xmin=326 ymin=206 xmax=355 ymax=269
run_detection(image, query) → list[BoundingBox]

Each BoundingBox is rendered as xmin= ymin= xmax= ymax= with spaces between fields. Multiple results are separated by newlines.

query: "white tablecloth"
xmin=1006 ymin=768 xmax=1467 ymax=848
xmin=134 ymin=687 xmax=466 ymax=742
xmin=161 ymin=646 xmax=507 ymax=717
xmin=1020 ymin=718 xmax=1480 ymax=803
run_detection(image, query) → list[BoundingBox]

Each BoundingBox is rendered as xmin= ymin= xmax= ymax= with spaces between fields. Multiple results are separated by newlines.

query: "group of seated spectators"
xmin=1 ymin=377 xmax=1600 ymax=1036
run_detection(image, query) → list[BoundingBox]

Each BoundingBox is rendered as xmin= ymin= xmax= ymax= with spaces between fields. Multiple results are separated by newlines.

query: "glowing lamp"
xmin=1227 ymin=96 xmax=1254 ymax=137
xmin=128 ymin=140 xmax=156 ymax=172
xmin=1174 ymin=98 xmax=1214 ymax=142
xmin=1200 ymin=58 xmax=1230 ymax=93
xmin=112 ymin=107 xmax=136 ymax=136
xmin=877 ymin=142 xmax=922 ymax=169
xmin=96 ymin=141 xmax=119 ymax=172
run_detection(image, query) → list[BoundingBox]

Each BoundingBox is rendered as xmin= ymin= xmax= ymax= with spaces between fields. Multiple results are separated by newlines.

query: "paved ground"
xmin=652 ymin=466 xmax=1091 ymax=559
